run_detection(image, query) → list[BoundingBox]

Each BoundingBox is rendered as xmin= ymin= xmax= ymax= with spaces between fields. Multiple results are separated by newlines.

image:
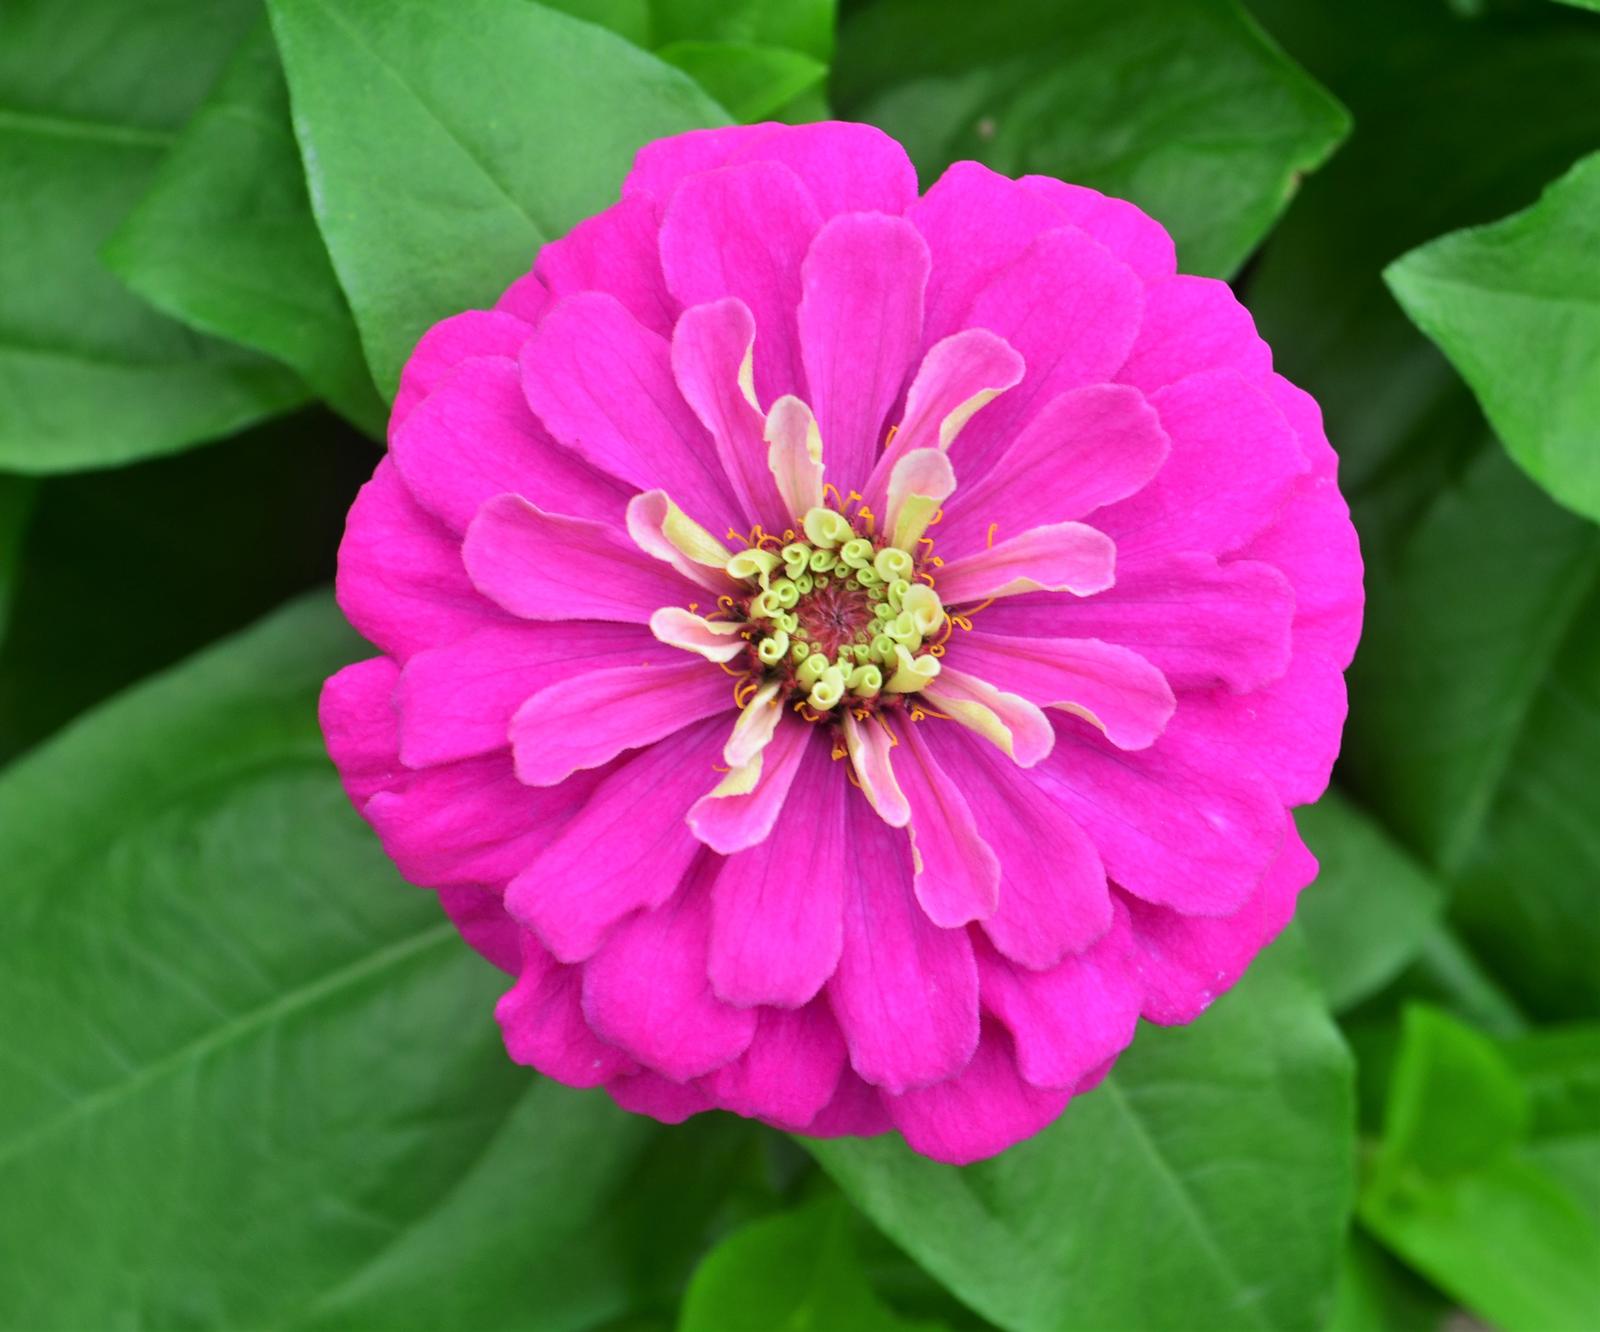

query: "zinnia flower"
xmin=321 ymin=121 xmax=1362 ymax=1164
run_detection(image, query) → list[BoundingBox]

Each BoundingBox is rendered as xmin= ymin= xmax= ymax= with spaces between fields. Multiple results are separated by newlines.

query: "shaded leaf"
xmin=657 ymin=41 xmax=827 ymax=122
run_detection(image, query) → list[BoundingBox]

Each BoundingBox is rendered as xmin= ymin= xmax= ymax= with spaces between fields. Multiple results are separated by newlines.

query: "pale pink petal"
xmin=1095 ymin=369 xmax=1308 ymax=560
xmin=921 ymin=723 xmax=1113 ymax=969
xmin=520 ymin=292 xmax=736 ymax=524
xmin=509 ymin=658 xmax=733 ymax=786
xmin=650 ymin=607 xmax=747 ymax=663
xmin=336 ymin=459 xmax=507 ymax=661
xmin=827 ymin=797 xmax=980 ymax=1094
xmin=889 ymin=716 xmax=1001 ymax=927
xmin=942 ymin=631 xmax=1175 ymax=750
xmin=493 ymin=270 xmax=550 ymax=323
xmin=1019 ymin=176 xmax=1177 ymax=281
xmin=504 ymin=720 xmax=724 ymax=961
xmin=935 ymin=522 xmax=1115 ymax=604
xmin=462 ymin=495 xmax=702 ymax=624
xmin=884 ymin=448 xmax=956 ymax=551
xmin=438 ymin=885 xmax=520 ymax=974
xmin=936 ymin=384 xmax=1169 ymax=558
xmin=535 ymin=191 xmax=676 ymax=336
xmin=671 ymin=298 xmax=790 ymax=530
xmin=709 ymin=737 xmax=849 ymax=1006
xmin=1039 ymin=721 xmax=1285 ymax=917
xmin=687 ymin=716 xmax=813 ymax=854
xmin=392 ymin=356 xmax=629 ymax=534
xmin=842 ymin=711 xmax=910 ymax=827
xmin=797 ymin=213 xmax=930 ymax=492
xmin=497 ymin=933 xmax=636 ymax=1085
xmin=1127 ymin=811 xmax=1315 ymax=1023
xmin=625 ymin=490 xmax=742 ymax=595
xmin=319 ymin=656 xmax=404 ymax=809
xmin=919 ymin=665 xmax=1054 ymax=767
xmin=765 ymin=394 xmax=825 ymax=523
xmin=1118 ymin=276 xmax=1272 ymax=394
xmin=396 ymin=621 xmax=669 ymax=767
xmin=703 ymin=1003 xmax=848 ymax=1131
xmin=582 ymin=856 xmax=758 ymax=1081
xmin=659 ymin=160 xmax=822 ymax=406
xmin=391 ymin=309 xmax=532 ymax=433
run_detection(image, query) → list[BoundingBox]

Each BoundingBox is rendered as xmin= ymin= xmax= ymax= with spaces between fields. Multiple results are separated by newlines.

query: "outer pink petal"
xmin=504 ymin=719 xmax=725 ymax=961
xmin=686 ymin=715 xmax=813 ymax=854
xmin=891 ymin=717 xmax=1001 ymax=928
xmin=702 ymin=1003 xmax=848 ymax=1131
xmin=1039 ymin=720 xmax=1285 ymax=917
xmin=581 ymin=856 xmax=758 ymax=1082
xmin=494 ymin=269 xmax=550 ymax=323
xmin=520 ymin=292 xmax=736 ymax=524
xmin=826 ymin=797 xmax=980 ymax=1094
xmin=1117 ymin=276 xmax=1273 ymax=394
xmin=606 ymin=1070 xmax=713 ymax=1123
xmin=437 ymin=885 xmax=520 ymax=974
xmin=797 ymin=213 xmax=930 ymax=492
xmin=983 ymin=553 xmax=1295 ymax=693
xmin=1019 ymin=176 xmax=1177 ymax=282
xmin=659 ymin=160 xmax=822 ymax=406
xmin=1127 ymin=810 xmax=1316 ymax=1024
xmin=320 ymin=656 xmax=404 ymax=809
xmin=336 ymin=458 xmax=506 ymax=662
xmin=392 ymin=356 xmax=629 ymax=535
xmin=884 ymin=1021 xmax=1072 ymax=1166
xmin=708 ymin=736 xmax=848 ymax=1007
xmin=496 ymin=932 xmax=636 ymax=1086
xmin=937 ymin=383 xmax=1169 ymax=557
xmin=922 ymin=723 xmax=1114 ymax=970
xmin=509 ymin=658 xmax=733 ymax=786
xmin=803 ymin=1069 xmax=894 ymax=1139
xmin=534 ymin=192 xmax=676 ymax=337
xmin=935 ymin=522 xmax=1115 ymax=605
xmin=391 ymin=309 xmax=532 ymax=433
xmin=1095 ymin=369 xmax=1308 ymax=560
xmin=462 ymin=495 xmax=702 ymax=624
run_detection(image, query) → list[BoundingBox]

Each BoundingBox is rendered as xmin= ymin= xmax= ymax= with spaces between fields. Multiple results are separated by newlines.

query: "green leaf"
xmin=657 ymin=41 xmax=827 ymax=123
xmin=810 ymin=934 xmax=1354 ymax=1332
xmin=1327 ymin=1231 xmax=1450 ymax=1332
xmin=267 ymin=0 xmax=729 ymax=397
xmin=650 ymin=0 xmax=837 ymax=61
xmin=1294 ymin=790 xmax=1446 ymax=1013
xmin=1361 ymin=1007 xmax=1600 ymax=1332
xmin=679 ymin=1199 xmax=937 ymax=1332
xmin=831 ymin=0 xmax=1348 ymax=277
xmin=1386 ymin=150 xmax=1600 ymax=524
xmin=0 ymin=475 xmax=35 ymax=653
xmin=0 ymin=592 xmax=757 ymax=1330
xmin=104 ymin=21 xmax=386 ymax=437
xmin=0 ymin=0 xmax=307 ymax=471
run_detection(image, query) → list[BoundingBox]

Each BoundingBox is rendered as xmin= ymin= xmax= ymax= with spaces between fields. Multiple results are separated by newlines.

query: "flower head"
xmin=321 ymin=121 xmax=1363 ymax=1164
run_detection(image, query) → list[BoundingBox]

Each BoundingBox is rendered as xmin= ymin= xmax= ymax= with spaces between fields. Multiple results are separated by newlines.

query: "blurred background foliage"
xmin=1 ymin=0 xmax=1596 ymax=1328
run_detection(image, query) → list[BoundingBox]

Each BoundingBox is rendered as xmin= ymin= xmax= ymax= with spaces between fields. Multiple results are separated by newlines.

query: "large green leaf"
xmin=0 ymin=475 xmax=35 ymax=652
xmin=0 ymin=593 xmax=757 ymax=1330
xmin=267 ymin=0 xmax=728 ymax=397
xmin=831 ymin=0 xmax=1348 ymax=278
xmin=1386 ymin=150 xmax=1600 ymax=524
xmin=105 ymin=21 xmax=386 ymax=437
xmin=0 ymin=0 xmax=306 ymax=471
xmin=810 ymin=934 xmax=1354 ymax=1332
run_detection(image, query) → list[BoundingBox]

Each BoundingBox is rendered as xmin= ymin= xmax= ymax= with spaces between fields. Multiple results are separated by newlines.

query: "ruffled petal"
xmin=320 ymin=656 xmax=404 ymax=809
xmin=687 ymin=715 xmax=812 ymax=854
xmin=391 ymin=309 xmax=532 ymax=433
xmin=702 ymin=1003 xmax=848 ymax=1131
xmin=1019 ymin=176 xmax=1177 ymax=281
xmin=918 ymin=665 xmax=1054 ymax=767
xmin=535 ymin=191 xmax=676 ymax=337
xmin=494 ymin=269 xmax=550 ymax=322
xmin=890 ymin=716 xmax=1001 ymax=927
xmin=1117 ymin=275 xmax=1272 ymax=394
xmin=497 ymin=932 xmax=636 ymax=1085
xmin=935 ymin=522 xmax=1115 ymax=605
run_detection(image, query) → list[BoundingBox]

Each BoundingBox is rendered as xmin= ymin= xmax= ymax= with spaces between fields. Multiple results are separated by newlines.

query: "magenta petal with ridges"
xmin=1118 ymin=275 xmax=1273 ymax=393
xmin=497 ymin=933 xmax=636 ymax=1086
xmin=391 ymin=309 xmax=532 ymax=434
xmin=320 ymin=656 xmax=404 ymax=810
xmin=1018 ymin=176 xmax=1177 ymax=281
xmin=890 ymin=717 xmax=1001 ymax=928
xmin=687 ymin=717 xmax=812 ymax=855
xmin=534 ymin=191 xmax=676 ymax=337
xmin=703 ymin=1003 xmax=848 ymax=1130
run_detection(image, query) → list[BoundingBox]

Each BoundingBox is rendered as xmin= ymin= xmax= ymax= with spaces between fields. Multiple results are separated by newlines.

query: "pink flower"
xmin=320 ymin=121 xmax=1363 ymax=1165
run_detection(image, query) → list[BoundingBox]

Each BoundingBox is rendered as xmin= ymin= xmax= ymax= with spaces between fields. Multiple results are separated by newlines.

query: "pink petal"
xmin=708 ymin=735 xmax=848 ymax=1006
xmin=884 ymin=448 xmax=956 ymax=550
xmin=520 ymin=292 xmax=736 ymax=525
xmin=391 ymin=309 xmax=532 ymax=434
xmin=687 ymin=714 xmax=813 ymax=854
xmin=320 ymin=656 xmax=404 ymax=809
xmin=935 ymin=522 xmax=1115 ymax=605
xmin=1019 ymin=176 xmax=1177 ymax=282
xmin=943 ymin=631 xmax=1175 ymax=750
xmin=493 ymin=270 xmax=550 ymax=323
xmin=1117 ymin=276 xmax=1272 ymax=394
xmin=626 ymin=490 xmax=742 ymax=595
xmin=1127 ymin=810 xmax=1316 ymax=1024
xmin=842 ymin=711 xmax=910 ymax=827
xmin=921 ymin=723 xmax=1113 ymax=970
xmin=582 ymin=856 xmax=758 ymax=1081
xmin=937 ymin=383 xmax=1170 ymax=558
xmin=1095 ymin=369 xmax=1308 ymax=560
xmin=976 ymin=903 xmax=1142 ymax=1089
xmin=1039 ymin=721 xmax=1286 ymax=917
xmin=535 ymin=191 xmax=676 ymax=337
xmin=702 ymin=1003 xmax=848 ymax=1131
xmin=504 ymin=719 xmax=725 ymax=961
xmin=437 ymin=885 xmax=520 ymax=975
xmin=509 ymin=657 xmax=733 ymax=786
xmin=804 ymin=1069 xmax=894 ymax=1139
xmin=826 ymin=797 xmax=980 ymax=1094
xmin=659 ymin=160 xmax=822 ymax=406
xmin=392 ymin=356 xmax=629 ymax=534
xmin=606 ymin=1070 xmax=713 ymax=1123
xmin=625 ymin=124 xmax=779 ymax=203
xmin=671 ymin=299 xmax=790 ymax=531
xmin=919 ymin=665 xmax=1055 ymax=767
xmin=496 ymin=932 xmax=636 ymax=1085
xmin=797 ymin=213 xmax=930 ymax=492
xmin=982 ymin=553 xmax=1295 ymax=693
xmin=336 ymin=458 xmax=506 ymax=661
xmin=949 ymin=226 xmax=1144 ymax=486
xmin=462 ymin=495 xmax=702 ymax=624
xmin=396 ymin=621 xmax=669 ymax=767
xmin=884 ymin=1021 xmax=1072 ymax=1166
xmin=890 ymin=717 xmax=1001 ymax=927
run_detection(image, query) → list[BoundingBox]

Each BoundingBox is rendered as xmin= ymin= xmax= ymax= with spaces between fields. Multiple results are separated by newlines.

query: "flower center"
xmin=727 ymin=506 xmax=946 ymax=718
